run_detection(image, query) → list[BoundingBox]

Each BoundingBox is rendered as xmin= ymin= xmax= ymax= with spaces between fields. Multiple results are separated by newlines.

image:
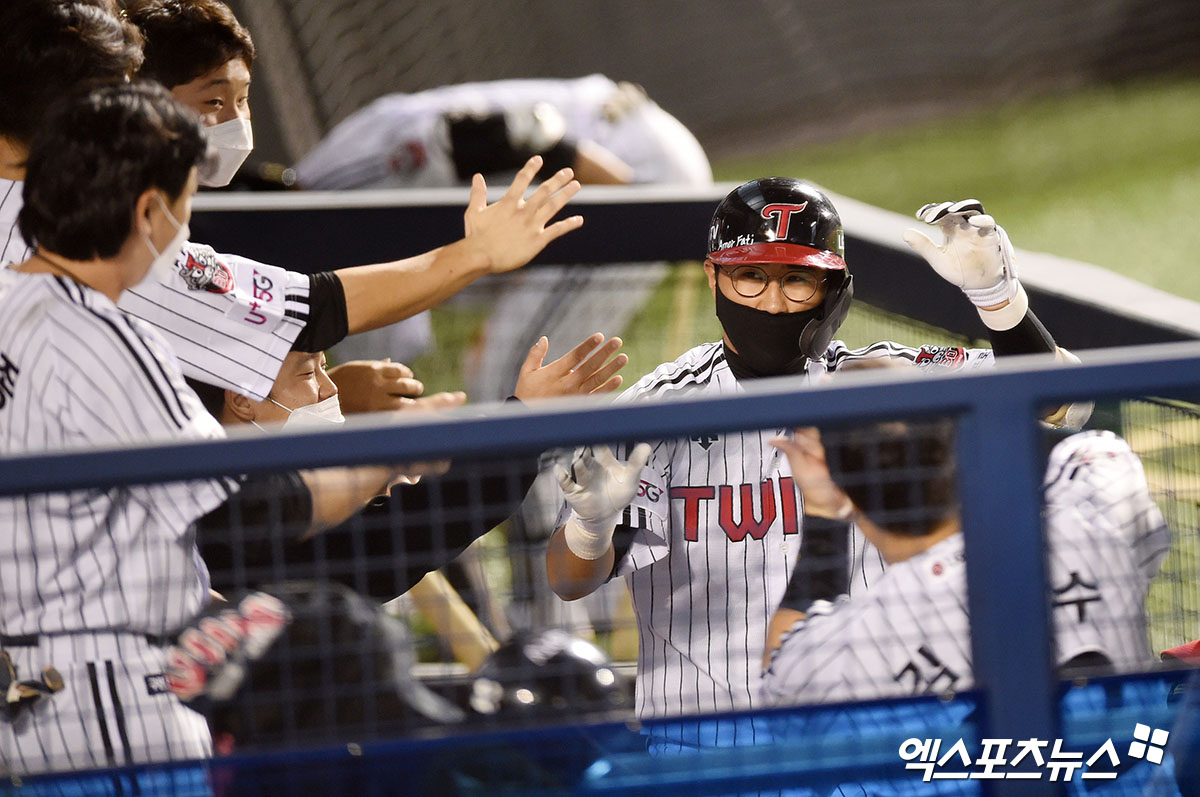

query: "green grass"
xmin=715 ymin=76 xmax=1200 ymax=301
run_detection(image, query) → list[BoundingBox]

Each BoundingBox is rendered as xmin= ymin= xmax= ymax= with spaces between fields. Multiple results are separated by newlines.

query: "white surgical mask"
xmin=269 ymin=394 xmax=345 ymax=429
xmin=200 ymin=117 xmax=254 ymax=187
xmin=140 ymin=194 xmax=189 ymax=288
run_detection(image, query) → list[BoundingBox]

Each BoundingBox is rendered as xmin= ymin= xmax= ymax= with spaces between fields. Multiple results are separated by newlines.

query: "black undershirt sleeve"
xmin=986 ymin=310 xmax=1056 ymax=357
xmin=196 ymin=470 xmax=314 ymax=595
xmin=287 ymin=456 xmax=541 ymax=601
xmin=778 ymin=515 xmax=851 ymax=613
xmin=291 ymin=271 xmax=348 ymax=353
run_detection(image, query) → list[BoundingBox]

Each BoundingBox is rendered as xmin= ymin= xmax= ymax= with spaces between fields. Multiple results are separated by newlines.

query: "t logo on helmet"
xmin=761 ymin=202 xmax=807 ymax=240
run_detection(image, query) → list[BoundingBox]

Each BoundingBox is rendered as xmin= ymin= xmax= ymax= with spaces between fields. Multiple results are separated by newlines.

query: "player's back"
xmin=0 ymin=269 xmax=230 ymax=637
xmin=762 ymin=534 xmax=973 ymax=706
xmin=1043 ymin=430 xmax=1169 ymax=672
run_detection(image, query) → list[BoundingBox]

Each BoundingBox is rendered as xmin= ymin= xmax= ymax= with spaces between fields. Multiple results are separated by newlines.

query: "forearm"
xmin=764 ymin=608 xmax=806 ymax=669
xmin=300 ymin=465 xmax=396 ymax=535
xmin=571 ymin=140 xmax=633 ymax=185
xmin=983 ymin=300 xmax=1057 ymax=356
xmin=546 ymin=522 xmax=614 ymax=600
xmin=337 ymin=239 xmax=492 ymax=334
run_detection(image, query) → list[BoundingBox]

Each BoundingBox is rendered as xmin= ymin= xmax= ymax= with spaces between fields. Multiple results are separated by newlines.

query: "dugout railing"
xmin=5 ymin=344 xmax=1200 ymax=795
xmin=188 ymin=185 xmax=1200 ymax=350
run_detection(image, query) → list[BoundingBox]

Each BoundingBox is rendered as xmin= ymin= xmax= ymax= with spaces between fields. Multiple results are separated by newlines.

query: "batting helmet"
xmin=708 ymin=178 xmax=854 ymax=360
xmin=206 ymin=581 xmax=464 ymax=752
xmin=468 ymin=629 xmax=632 ymax=720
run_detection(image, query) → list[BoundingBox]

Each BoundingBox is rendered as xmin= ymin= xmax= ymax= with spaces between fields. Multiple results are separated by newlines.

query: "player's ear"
xmin=132 ymin=187 xmax=159 ymax=241
xmin=225 ymin=390 xmax=257 ymax=424
xmin=703 ymin=260 xmax=717 ymax=298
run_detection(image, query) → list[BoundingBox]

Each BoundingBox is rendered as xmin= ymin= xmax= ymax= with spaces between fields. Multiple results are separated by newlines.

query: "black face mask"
xmin=715 ymin=287 xmax=821 ymax=380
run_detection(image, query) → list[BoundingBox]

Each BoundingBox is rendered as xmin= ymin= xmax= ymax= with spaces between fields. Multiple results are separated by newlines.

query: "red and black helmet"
xmin=708 ymin=177 xmax=846 ymax=270
xmin=707 ymin=178 xmax=854 ymax=359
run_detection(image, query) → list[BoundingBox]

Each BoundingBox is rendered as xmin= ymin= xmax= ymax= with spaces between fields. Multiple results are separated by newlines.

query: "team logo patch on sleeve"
xmin=178 ymin=246 xmax=235 ymax=294
xmin=914 ymin=346 xmax=966 ymax=370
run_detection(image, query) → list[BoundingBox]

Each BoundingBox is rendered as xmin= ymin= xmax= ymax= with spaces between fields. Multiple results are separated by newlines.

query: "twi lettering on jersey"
xmin=672 ymin=476 xmax=801 ymax=542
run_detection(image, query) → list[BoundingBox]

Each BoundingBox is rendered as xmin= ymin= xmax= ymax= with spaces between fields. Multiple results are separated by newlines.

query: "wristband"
xmin=976 ymin=283 xmax=1029 ymax=331
xmin=564 ymin=514 xmax=618 ymax=560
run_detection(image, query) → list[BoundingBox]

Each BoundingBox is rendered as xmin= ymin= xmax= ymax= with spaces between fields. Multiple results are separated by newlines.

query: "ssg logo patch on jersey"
xmin=178 ymin=247 xmax=235 ymax=294
xmin=914 ymin=346 xmax=966 ymax=370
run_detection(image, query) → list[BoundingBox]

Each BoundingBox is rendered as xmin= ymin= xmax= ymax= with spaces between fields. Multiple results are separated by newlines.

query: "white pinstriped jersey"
xmin=0 ymin=270 xmax=233 ymax=638
xmin=295 ymin=75 xmax=712 ymax=189
xmin=0 ymin=178 xmax=32 ymax=268
xmin=596 ymin=338 xmax=995 ymax=721
xmin=760 ymin=430 xmax=1169 ymax=707
xmin=1 ymin=183 xmax=309 ymax=401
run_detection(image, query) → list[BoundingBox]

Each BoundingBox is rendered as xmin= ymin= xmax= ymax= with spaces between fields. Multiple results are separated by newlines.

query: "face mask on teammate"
xmin=199 ymin=117 xmax=254 ymax=187
xmin=266 ymin=394 xmax=346 ymax=430
xmin=140 ymin=194 xmax=189 ymax=288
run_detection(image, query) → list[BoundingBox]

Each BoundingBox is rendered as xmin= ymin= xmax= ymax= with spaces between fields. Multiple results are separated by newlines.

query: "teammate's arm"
xmin=764 ymin=429 xmax=853 ymax=667
xmin=546 ymin=443 xmax=652 ymax=600
xmin=903 ymin=200 xmax=1087 ymax=423
xmin=336 ymin=156 xmax=582 ymax=335
xmin=903 ymin=200 xmax=1058 ymax=353
xmin=195 ymin=463 xmax=412 ymax=539
xmin=445 ymin=105 xmax=633 ymax=185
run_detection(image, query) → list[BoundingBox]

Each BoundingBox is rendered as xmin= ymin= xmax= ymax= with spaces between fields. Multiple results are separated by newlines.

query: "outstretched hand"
xmin=555 ymin=443 xmax=653 ymax=527
xmin=328 ymin=358 xmax=424 ymax=414
xmin=463 ymin=156 xmax=583 ymax=274
xmin=901 ymin=199 xmax=1019 ymax=309
xmin=514 ymin=332 xmax=627 ymax=401
xmin=770 ymin=428 xmax=854 ymax=520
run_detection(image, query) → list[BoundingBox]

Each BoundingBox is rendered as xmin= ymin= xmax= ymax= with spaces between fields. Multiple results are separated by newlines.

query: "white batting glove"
xmin=902 ymin=200 xmax=1024 ymax=313
xmin=556 ymin=443 xmax=652 ymax=560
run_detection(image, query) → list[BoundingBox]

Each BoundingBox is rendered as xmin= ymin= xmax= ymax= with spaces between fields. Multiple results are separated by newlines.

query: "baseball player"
xmin=546 ymin=177 xmax=1080 ymax=746
xmin=760 ymin=419 xmax=1169 ymax=705
xmin=294 ymin=75 xmax=711 ymax=192
xmin=0 ymin=80 xmax=502 ymax=780
xmin=0 ymin=0 xmax=143 ymax=269
xmin=289 ymin=72 xmax=713 ymax=382
xmin=2 ymin=1 xmax=585 ymax=413
xmin=193 ymin=333 xmax=628 ymax=603
xmin=0 ymin=81 xmax=235 ymax=778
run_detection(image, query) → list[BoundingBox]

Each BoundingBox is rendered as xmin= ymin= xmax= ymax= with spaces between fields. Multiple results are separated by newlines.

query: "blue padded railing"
xmin=6 ymin=341 xmax=1200 ymax=796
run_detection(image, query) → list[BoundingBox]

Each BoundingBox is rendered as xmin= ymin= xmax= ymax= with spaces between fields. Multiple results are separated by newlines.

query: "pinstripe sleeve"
xmin=117 ymin=242 xmax=309 ymax=401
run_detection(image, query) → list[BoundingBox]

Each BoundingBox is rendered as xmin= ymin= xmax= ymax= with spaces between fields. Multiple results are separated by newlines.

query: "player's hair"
xmin=0 ymin=1 xmax=143 ymax=145
xmin=186 ymin=377 xmax=228 ymax=419
xmin=823 ymin=417 xmax=958 ymax=537
xmin=128 ymin=0 xmax=255 ymax=89
xmin=19 ymin=81 xmax=207 ymax=261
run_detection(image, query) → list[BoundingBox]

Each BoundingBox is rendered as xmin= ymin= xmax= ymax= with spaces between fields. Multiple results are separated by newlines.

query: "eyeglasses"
xmin=713 ymin=264 xmax=825 ymax=303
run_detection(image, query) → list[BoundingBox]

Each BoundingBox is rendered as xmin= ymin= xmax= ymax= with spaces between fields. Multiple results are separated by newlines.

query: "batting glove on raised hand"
xmin=902 ymin=200 xmax=1021 ymax=309
xmin=556 ymin=443 xmax=652 ymax=560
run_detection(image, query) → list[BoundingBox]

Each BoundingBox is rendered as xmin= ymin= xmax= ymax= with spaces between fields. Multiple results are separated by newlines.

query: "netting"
xmin=6 ymin=363 xmax=1196 ymax=792
xmin=228 ymin=0 xmax=1200 ymax=164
